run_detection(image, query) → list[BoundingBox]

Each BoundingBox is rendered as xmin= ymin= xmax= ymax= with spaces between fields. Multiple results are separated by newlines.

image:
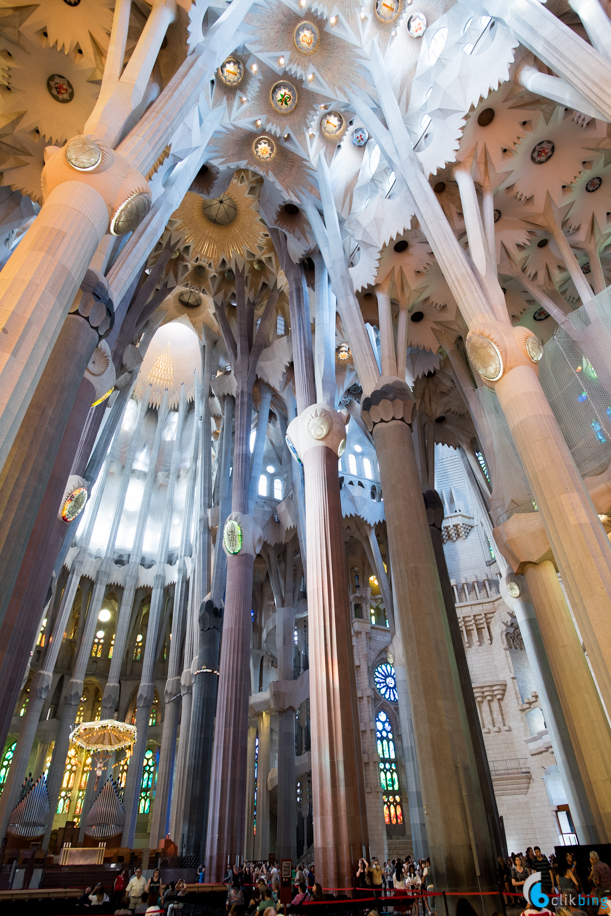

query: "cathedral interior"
xmin=1 ymin=0 xmax=611 ymax=907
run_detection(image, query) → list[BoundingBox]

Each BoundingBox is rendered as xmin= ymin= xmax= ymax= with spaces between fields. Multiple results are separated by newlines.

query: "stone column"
xmin=496 ymin=569 xmax=598 ymax=843
xmin=361 ymin=383 xmax=497 ymax=901
xmin=253 ymin=711 xmax=271 ymax=862
xmin=244 ymin=723 xmax=257 ymax=862
xmin=205 ymin=278 xmax=278 ymax=875
xmin=150 ymin=386 xmax=202 ymax=846
xmin=0 ymin=139 xmax=148 ymax=474
xmin=276 ymin=606 xmax=297 ymax=863
xmin=423 ymin=486 xmax=505 ymax=859
xmin=43 ymin=564 xmax=113 ymax=845
xmin=121 ymin=394 xmax=181 ymax=847
xmin=169 ymin=570 xmax=196 ymax=848
xmin=0 ymin=272 xmax=113 ymax=631
xmin=286 ymin=404 xmax=369 ymax=891
xmin=0 ymin=561 xmax=86 ymax=837
xmin=101 ymin=393 xmax=168 ymax=720
xmin=521 ymin=559 xmax=611 ymax=840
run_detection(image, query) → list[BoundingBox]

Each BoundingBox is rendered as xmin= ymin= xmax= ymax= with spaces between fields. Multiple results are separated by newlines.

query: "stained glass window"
xmin=75 ymin=693 xmax=87 ymax=724
xmin=475 ymin=449 xmax=491 ymax=485
xmin=374 ymin=663 xmax=398 ymax=703
xmin=376 ymin=710 xmax=404 ymax=828
xmin=0 ymin=741 xmax=16 ymax=795
xmin=91 ymin=630 xmax=105 ymax=657
xmin=118 ymin=757 xmax=129 ymax=791
xmin=138 ymin=748 xmax=156 ymax=814
xmin=108 ymin=634 xmax=115 ymax=659
xmin=149 ymin=694 xmax=159 ymax=727
xmin=133 ymin=634 xmax=143 ymax=661
xmin=37 ymin=618 xmax=47 ymax=648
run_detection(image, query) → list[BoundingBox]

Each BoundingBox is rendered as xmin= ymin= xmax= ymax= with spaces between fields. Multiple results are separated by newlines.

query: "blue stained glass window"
xmin=138 ymin=748 xmax=157 ymax=814
xmin=374 ymin=663 xmax=398 ymax=703
xmin=376 ymin=711 xmax=403 ymax=826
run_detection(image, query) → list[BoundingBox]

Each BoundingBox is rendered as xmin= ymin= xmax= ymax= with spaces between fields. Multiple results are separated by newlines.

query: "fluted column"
xmin=276 ymin=603 xmax=297 ymax=863
xmin=361 ymin=384 xmax=497 ymax=901
xmin=0 ymin=141 xmax=147 ymax=475
xmin=121 ymin=393 xmax=179 ymax=847
xmin=150 ymin=387 xmax=201 ymax=846
xmin=522 ymin=559 xmax=611 ymax=840
xmin=43 ymin=563 xmax=113 ymax=845
xmin=423 ymin=486 xmax=504 ymax=860
xmin=253 ymin=711 xmax=271 ymax=861
xmin=0 ymin=562 xmax=86 ymax=837
xmin=286 ymin=404 xmax=369 ymax=890
xmin=244 ymin=723 xmax=257 ymax=861
xmin=205 ymin=276 xmax=278 ymax=876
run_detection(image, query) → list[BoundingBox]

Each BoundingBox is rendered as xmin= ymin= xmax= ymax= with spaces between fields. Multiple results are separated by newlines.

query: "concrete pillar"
xmin=362 ymin=391 xmax=498 ymax=901
xmin=0 ymin=563 xmax=85 ymax=837
xmin=287 ymin=404 xmax=369 ymax=891
xmin=206 ymin=276 xmax=279 ymax=876
xmin=424 ymin=486 xmax=505 ymax=860
xmin=150 ymin=387 xmax=202 ymax=847
xmin=254 ymin=711 xmax=271 ymax=861
xmin=523 ymin=560 xmax=611 ymax=840
xmin=244 ymin=723 xmax=257 ymax=862
xmin=122 ymin=394 xmax=182 ymax=847
xmin=501 ymin=577 xmax=598 ymax=844
xmin=276 ymin=604 xmax=297 ymax=863
xmin=0 ymin=142 xmax=147 ymax=475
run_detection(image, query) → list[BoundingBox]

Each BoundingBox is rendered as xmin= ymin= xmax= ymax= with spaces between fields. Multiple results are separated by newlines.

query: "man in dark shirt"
xmin=531 ymin=847 xmax=553 ymax=895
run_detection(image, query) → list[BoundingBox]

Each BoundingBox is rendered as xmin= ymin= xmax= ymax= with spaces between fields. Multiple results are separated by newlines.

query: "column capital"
xmin=72 ymin=270 xmax=115 ymax=341
xmin=42 ymin=136 xmax=151 ymax=238
xmin=286 ymin=403 xmax=348 ymax=462
xmin=361 ymin=376 xmax=414 ymax=432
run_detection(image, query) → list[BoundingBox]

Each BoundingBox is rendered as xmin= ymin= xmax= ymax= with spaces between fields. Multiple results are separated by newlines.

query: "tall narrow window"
xmin=258 ymin=474 xmax=268 ymax=497
xmin=108 ymin=634 xmax=115 ymax=659
xmin=475 ymin=449 xmax=491 ymax=485
xmin=363 ymin=458 xmax=373 ymax=479
xmin=0 ymin=741 xmax=16 ymax=795
xmin=277 ymin=314 xmax=286 ymax=335
xmin=273 ymin=478 xmax=283 ymax=500
xmin=37 ymin=618 xmax=47 ymax=648
xmin=57 ymin=748 xmax=79 ymax=814
xmin=91 ymin=630 xmax=105 ymax=657
xmin=75 ymin=694 xmax=86 ymax=724
xmin=375 ymin=710 xmax=403 ymax=826
xmin=118 ymin=757 xmax=129 ymax=791
xmin=74 ymin=756 xmax=92 ymax=824
xmin=149 ymin=694 xmax=159 ymax=727
xmin=348 ymin=454 xmax=357 ymax=475
xmin=133 ymin=634 xmax=143 ymax=661
xmin=138 ymin=748 xmax=156 ymax=814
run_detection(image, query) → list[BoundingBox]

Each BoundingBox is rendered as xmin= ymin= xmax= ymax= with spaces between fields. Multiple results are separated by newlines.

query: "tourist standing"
xmin=126 ymin=869 xmax=146 ymax=911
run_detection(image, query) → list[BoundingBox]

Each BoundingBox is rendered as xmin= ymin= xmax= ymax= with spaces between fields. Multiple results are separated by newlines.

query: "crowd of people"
xmin=71 ymin=846 xmax=611 ymax=916
xmin=498 ymin=847 xmax=611 ymax=914
xmin=76 ymin=867 xmax=188 ymax=914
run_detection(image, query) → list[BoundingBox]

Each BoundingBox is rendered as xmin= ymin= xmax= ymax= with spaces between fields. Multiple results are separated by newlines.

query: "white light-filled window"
xmin=348 ymin=454 xmax=357 ymax=475
xmin=428 ymin=27 xmax=447 ymax=65
xmin=277 ymin=315 xmax=286 ymax=335
xmin=250 ymin=430 xmax=256 ymax=453
xmin=363 ymin=458 xmax=373 ymax=480
xmin=274 ymin=478 xmax=283 ymax=500
xmin=258 ymin=474 xmax=268 ymax=497
xmin=354 ymin=444 xmax=362 ymax=453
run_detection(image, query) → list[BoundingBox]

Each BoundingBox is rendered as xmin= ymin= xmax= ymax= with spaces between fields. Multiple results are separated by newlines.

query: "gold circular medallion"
xmin=294 ymin=20 xmax=320 ymax=53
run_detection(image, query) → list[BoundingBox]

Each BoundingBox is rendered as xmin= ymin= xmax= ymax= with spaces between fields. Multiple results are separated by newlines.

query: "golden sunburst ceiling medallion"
xmin=171 ymin=179 xmax=266 ymax=263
